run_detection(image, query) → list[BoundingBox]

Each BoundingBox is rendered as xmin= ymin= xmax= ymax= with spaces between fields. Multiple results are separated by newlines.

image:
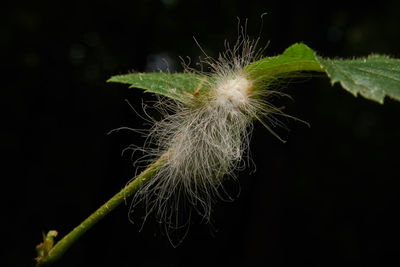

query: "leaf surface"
xmin=317 ymin=55 xmax=400 ymax=103
xmin=109 ymin=43 xmax=400 ymax=105
xmin=244 ymin=43 xmax=323 ymax=79
xmin=108 ymin=72 xmax=211 ymax=101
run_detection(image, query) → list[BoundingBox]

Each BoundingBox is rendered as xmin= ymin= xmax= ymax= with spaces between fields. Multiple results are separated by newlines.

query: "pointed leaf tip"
xmin=108 ymin=72 xmax=212 ymax=101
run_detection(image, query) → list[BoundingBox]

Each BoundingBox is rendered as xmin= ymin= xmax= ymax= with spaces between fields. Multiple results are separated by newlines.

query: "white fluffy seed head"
xmin=214 ymin=75 xmax=253 ymax=106
xmin=127 ymin=32 xmax=291 ymax=245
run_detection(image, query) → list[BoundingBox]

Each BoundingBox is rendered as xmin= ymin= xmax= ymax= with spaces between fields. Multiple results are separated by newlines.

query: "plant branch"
xmin=35 ymin=157 xmax=163 ymax=266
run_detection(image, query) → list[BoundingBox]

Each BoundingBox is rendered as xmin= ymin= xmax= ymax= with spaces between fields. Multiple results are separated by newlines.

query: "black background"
xmin=3 ymin=0 xmax=400 ymax=266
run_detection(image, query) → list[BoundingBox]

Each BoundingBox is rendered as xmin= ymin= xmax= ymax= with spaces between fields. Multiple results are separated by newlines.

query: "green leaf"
xmin=108 ymin=44 xmax=324 ymax=100
xmin=317 ymin=55 xmax=400 ymax=103
xmin=108 ymin=72 xmax=212 ymax=101
xmin=244 ymin=43 xmax=324 ymax=79
xmin=108 ymin=43 xmax=400 ymax=105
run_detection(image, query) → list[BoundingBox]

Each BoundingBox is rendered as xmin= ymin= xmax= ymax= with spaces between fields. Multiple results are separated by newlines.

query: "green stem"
xmin=35 ymin=158 xmax=163 ymax=266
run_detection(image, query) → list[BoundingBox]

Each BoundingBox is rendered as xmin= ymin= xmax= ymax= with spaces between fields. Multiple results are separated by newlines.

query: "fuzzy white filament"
xmin=127 ymin=34 xmax=290 ymax=244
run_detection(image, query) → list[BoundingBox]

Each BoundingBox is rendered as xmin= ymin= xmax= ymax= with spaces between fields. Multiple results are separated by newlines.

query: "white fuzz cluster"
xmin=128 ymin=34 xmax=288 ymax=244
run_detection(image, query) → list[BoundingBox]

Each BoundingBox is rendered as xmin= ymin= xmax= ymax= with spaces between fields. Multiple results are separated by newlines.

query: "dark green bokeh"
xmin=3 ymin=1 xmax=400 ymax=266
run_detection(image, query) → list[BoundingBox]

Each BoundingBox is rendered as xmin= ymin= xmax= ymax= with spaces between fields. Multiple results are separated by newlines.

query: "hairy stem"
xmin=35 ymin=158 xmax=163 ymax=266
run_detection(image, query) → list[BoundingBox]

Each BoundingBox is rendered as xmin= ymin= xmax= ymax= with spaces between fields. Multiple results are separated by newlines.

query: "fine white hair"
xmin=126 ymin=32 xmax=291 ymax=245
